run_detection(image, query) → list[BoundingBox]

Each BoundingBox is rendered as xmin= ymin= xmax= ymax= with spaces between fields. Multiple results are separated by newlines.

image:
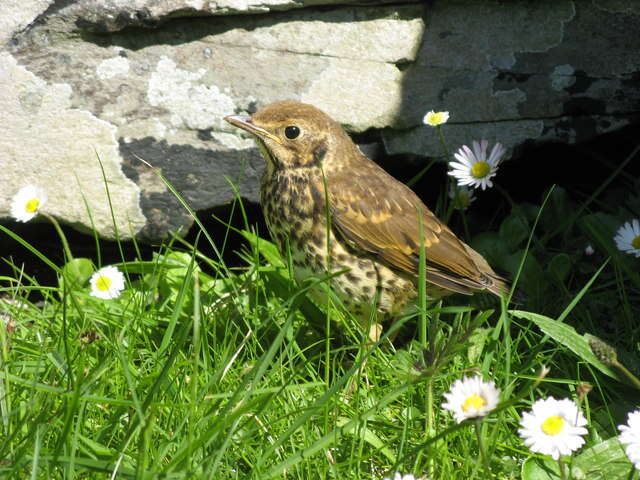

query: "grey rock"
xmin=22 ymin=0 xmax=419 ymax=33
xmin=0 ymin=0 xmax=638 ymax=243
xmin=1 ymin=1 xmax=424 ymax=240
xmin=0 ymin=52 xmax=146 ymax=239
xmin=383 ymin=0 xmax=640 ymax=157
xmin=0 ymin=0 xmax=54 ymax=46
xmin=118 ymin=136 xmax=264 ymax=240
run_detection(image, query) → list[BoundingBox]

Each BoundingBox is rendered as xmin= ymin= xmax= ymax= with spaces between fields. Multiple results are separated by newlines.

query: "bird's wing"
xmin=328 ymin=159 xmax=496 ymax=295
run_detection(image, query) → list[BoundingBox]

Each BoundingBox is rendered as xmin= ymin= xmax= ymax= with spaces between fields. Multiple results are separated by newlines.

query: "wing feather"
xmin=328 ymin=156 xmax=503 ymax=295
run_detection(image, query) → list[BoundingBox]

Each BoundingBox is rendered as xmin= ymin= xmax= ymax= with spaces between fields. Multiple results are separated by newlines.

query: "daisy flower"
xmin=619 ymin=409 xmax=640 ymax=470
xmin=89 ymin=266 xmax=125 ymax=299
xmin=448 ymin=185 xmax=476 ymax=211
xmin=518 ymin=397 xmax=588 ymax=460
xmin=614 ymin=219 xmax=640 ymax=257
xmin=448 ymin=140 xmax=505 ymax=190
xmin=584 ymin=245 xmax=595 ymax=256
xmin=442 ymin=376 xmax=501 ymax=423
xmin=10 ymin=185 xmax=47 ymax=222
xmin=383 ymin=474 xmax=427 ymax=480
xmin=423 ymin=110 xmax=449 ymax=127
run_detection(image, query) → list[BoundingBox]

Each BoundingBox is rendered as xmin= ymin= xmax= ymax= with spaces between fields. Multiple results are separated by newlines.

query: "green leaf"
xmin=156 ymin=251 xmax=202 ymax=303
xmin=510 ymin=310 xmax=622 ymax=381
xmin=336 ymin=416 xmax=395 ymax=461
xmin=500 ymin=212 xmax=530 ymax=250
xmin=60 ymin=258 xmax=93 ymax=290
xmin=579 ymin=212 xmax=620 ymax=239
xmin=467 ymin=327 xmax=491 ymax=364
xmin=519 ymin=202 xmax=546 ymax=224
xmin=113 ymin=260 xmax=166 ymax=275
xmin=540 ymin=186 xmax=572 ymax=234
xmin=241 ymin=229 xmax=285 ymax=268
xmin=44 ymin=455 xmax=136 ymax=476
xmin=522 ymin=456 xmax=561 ymax=480
xmin=77 ymin=434 xmax=115 ymax=457
xmin=503 ymin=251 xmax=545 ymax=300
xmin=571 ymin=437 xmax=633 ymax=480
xmin=471 ymin=232 xmax=510 ymax=269
xmin=547 ymin=253 xmax=572 ymax=286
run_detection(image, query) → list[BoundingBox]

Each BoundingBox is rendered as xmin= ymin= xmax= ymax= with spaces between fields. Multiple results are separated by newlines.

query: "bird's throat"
xmin=254 ymin=137 xmax=281 ymax=177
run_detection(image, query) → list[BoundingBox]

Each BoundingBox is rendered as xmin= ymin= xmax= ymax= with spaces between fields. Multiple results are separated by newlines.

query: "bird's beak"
xmin=224 ymin=115 xmax=282 ymax=144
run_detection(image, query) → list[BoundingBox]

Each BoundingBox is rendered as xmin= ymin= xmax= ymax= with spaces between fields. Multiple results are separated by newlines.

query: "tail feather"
xmin=462 ymin=243 xmax=511 ymax=298
xmin=484 ymin=272 xmax=511 ymax=298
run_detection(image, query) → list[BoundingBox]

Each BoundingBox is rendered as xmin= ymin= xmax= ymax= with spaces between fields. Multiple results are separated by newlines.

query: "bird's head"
xmin=225 ymin=101 xmax=350 ymax=172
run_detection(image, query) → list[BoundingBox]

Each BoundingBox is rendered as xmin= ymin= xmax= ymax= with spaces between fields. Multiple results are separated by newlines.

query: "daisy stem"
xmin=443 ymin=188 xmax=456 ymax=225
xmin=460 ymin=207 xmax=471 ymax=240
xmin=437 ymin=125 xmax=451 ymax=158
xmin=42 ymin=213 xmax=73 ymax=262
xmin=557 ymin=458 xmax=567 ymax=480
xmin=436 ymin=126 xmax=454 ymax=222
xmin=425 ymin=378 xmax=434 ymax=436
xmin=474 ymin=419 xmax=490 ymax=475
xmin=612 ymin=360 xmax=640 ymax=390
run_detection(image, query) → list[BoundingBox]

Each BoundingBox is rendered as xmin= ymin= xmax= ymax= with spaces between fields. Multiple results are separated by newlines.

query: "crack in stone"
xmin=200 ymin=39 xmax=415 ymax=65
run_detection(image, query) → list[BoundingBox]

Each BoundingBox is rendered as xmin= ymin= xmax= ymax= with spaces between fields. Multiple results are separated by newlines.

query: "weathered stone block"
xmin=1 ymin=0 xmax=638 ymax=242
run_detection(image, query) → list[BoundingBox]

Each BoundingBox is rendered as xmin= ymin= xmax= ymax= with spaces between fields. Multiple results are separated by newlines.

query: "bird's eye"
xmin=284 ymin=125 xmax=300 ymax=140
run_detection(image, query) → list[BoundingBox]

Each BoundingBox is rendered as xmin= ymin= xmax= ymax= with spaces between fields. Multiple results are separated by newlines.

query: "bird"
xmin=224 ymin=101 xmax=509 ymax=339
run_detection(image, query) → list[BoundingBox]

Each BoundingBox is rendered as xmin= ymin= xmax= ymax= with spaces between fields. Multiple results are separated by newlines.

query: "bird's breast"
xmin=259 ymin=167 xmax=418 ymax=319
xmin=260 ymin=168 xmax=327 ymax=252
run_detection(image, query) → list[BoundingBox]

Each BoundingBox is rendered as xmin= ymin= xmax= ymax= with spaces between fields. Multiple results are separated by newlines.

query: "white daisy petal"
xmin=614 ymin=220 xmax=640 ymax=257
xmin=89 ymin=266 xmax=126 ymax=300
xmin=476 ymin=140 xmax=487 ymax=162
xmin=447 ymin=171 xmax=471 ymax=185
xmin=462 ymin=145 xmax=475 ymax=163
xmin=487 ymin=143 xmax=505 ymax=165
xmin=449 ymin=162 xmax=471 ymax=172
xmin=448 ymin=140 xmax=505 ymax=190
xmin=518 ymin=397 xmax=588 ymax=460
xmin=452 ymin=154 xmax=471 ymax=166
xmin=423 ymin=110 xmax=450 ymax=127
xmin=10 ymin=185 xmax=47 ymax=222
xmin=470 ymin=141 xmax=480 ymax=161
xmin=619 ymin=409 xmax=640 ymax=470
xmin=442 ymin=376 xmax=501 ymax=423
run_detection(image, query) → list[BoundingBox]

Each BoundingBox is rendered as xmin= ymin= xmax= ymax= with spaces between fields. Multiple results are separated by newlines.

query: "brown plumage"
xmin=225 ymin=101 xmax=508 ymax=335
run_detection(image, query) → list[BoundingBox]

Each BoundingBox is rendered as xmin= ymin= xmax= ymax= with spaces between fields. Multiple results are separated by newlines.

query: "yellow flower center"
xmin=462 ymin=394 xmax=486 ymax=412
xmin=96 ymin=276 xmax=112 ymax=291
xmin=25 ymin=198 xmax=40 ymax=213
xmin=427 ymin=112 xmax=447 ymax=126
xmin=470 ymin=161 xmax=490 ymax=179
xmin=632 ymin=236 xmax=640 ymax=250
xmin=541 ymin=415 xmax=565 ymax=436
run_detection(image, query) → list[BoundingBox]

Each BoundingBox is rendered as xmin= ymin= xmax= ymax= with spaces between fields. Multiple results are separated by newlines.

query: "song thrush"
xmin=225 ymin=102 xmax=508 ymax=337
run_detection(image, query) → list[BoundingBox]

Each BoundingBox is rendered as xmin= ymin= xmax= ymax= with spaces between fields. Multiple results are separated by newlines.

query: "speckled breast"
xmin=260 ymin=168 xmax=417 ymax=320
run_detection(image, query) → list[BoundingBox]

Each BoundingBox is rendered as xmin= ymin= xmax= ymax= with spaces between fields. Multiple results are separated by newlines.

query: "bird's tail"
xmin=485 ymin=272 xmax=511 ymax=298
xmin=462 ymin=243 xmax=512 ymax=298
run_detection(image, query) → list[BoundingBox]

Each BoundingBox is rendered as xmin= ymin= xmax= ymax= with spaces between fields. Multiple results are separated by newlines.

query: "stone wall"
xmin=1 ymin=0 xmax=638 ymax=241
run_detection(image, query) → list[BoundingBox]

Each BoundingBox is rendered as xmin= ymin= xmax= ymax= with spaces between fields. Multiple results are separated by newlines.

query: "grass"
xmin=0 ymin=186 xmax=638 ymax=479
